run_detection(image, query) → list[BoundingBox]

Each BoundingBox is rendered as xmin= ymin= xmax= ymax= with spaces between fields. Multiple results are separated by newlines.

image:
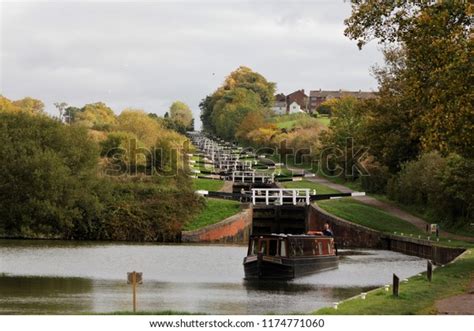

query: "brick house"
xmin=272 ymin=89 xmax=309 ymax=115
xmin=309 ymin=89 xmax=377 ymax=112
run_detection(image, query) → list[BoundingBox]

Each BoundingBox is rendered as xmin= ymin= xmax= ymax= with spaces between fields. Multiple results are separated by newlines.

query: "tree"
xmin=200 ymin=66 xmax=276 ymax=139
xmin=64 ymin=106 xmax=82 ymax=124
xmin=211 ymin=87 xmax=265 ymax=140
xmin=12 ymin=97 xmax=44 ymax=113
xmin=169 ymin=101 xmax=193 ymax=131
xmin=0 ymin=96 xmax=21 ymax=113
xmin=345 ymin=0 xmax=473 ymax=158
xmin=320 ymin=97 xmax=367 ymax=179
xmin=117 ymin=108 xmax=162 ymax=148
xmin=75 ymin=102 xmax=117 ymax=131
xmin=1 ymin=96 xmax=44 ymax=114
xmin=235 ymin=111 xmax=267 ymax=143
xmin=54 ymin=102 xmax=68 ymax=122
xmin=0 ymin=112 xmax=102 ymax=238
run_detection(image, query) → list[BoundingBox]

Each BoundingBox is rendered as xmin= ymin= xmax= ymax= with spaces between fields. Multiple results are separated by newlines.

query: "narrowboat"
xmin=243 ymin=233 xmax=339 ymax=280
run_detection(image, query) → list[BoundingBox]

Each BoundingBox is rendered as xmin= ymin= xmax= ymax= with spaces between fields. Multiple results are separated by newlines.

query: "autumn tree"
xmin=117 ymin=108 xmax=162 ymax=148
xmin=0 ymin=96 xmax=44 ymax=114
xmin=169 ymin=101 xmax=193 ymax=132
xmin=75 ymin=102 xmax=117 ymax=131
xmin=345 ymin=0 xmax=473 ymax=159
xmin=201 ymin=66 xmax=276 ymax=140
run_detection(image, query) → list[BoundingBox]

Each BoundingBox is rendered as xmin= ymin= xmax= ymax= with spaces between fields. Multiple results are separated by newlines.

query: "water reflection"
xmin=0 ymin=240 xmax=426 ymax=314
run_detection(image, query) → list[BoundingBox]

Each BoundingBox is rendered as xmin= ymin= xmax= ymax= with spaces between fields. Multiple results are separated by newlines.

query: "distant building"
xmin=272 ymin=90 xmax=309 ymax=115
xmin=309 ymin=89 xmax=377 ymax=112
xmin=288 ymin=101 xmax=304 ymax=114
xmin=272 ymin=93 xmax=287 ymax=115
xmin=286 ymin=89 xmax=308 ymax=114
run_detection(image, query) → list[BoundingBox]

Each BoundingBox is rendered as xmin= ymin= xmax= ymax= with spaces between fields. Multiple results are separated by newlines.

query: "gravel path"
xmin=436 ymin=277 xmax=474 ymax=315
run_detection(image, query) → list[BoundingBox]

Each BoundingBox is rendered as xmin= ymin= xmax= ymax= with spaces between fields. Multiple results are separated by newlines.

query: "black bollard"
xmin=427 ymin=260 xmax=433 ymax=282
xmin=393 ymin=274 xmax=399 ymax=297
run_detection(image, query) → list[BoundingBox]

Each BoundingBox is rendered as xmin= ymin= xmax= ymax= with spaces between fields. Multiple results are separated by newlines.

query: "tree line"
xmin=0 ymin=96 xmax=202 ymax=241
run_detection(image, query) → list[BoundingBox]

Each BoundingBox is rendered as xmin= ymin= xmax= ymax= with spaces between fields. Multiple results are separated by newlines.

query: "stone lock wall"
xmin=307 ymin=204 xmax=385 ymax=248
xmin=181 ymin=204 xmax=253 ymax=244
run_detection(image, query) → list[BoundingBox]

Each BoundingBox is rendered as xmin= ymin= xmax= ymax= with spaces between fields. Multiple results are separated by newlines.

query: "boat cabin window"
xmin=250 ymin=239 xmax=259 ymax=255
xmin=259 ymin=240 xmax=266 ymax=255
xmin=280 ymin=240 xmax=287 ymax=257
xmin=268 ymin=240 xmax=278 ymax=256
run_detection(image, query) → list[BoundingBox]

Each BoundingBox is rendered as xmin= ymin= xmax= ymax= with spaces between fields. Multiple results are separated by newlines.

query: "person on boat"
xmin=322 ymin=223 xmax=334 ymax=237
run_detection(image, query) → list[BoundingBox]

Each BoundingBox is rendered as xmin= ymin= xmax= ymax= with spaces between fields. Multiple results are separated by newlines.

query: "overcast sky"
xmin=1 ymin=0 xmax=383 ymax=128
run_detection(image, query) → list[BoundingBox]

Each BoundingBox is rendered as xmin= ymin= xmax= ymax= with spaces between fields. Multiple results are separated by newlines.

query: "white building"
xmin=288 ymin=101 xmax=305 ymax=114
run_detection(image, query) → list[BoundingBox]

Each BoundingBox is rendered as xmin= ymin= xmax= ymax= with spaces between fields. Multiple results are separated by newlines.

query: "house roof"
xmin=275 ymin=93 xmax=286 ymax=102
xmin=309 ymin=90 xmax=377 ymax=99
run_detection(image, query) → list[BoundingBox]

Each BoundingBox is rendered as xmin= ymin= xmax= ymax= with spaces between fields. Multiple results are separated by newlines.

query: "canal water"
xmin=0 ymin=240 xmax=426 ymax=314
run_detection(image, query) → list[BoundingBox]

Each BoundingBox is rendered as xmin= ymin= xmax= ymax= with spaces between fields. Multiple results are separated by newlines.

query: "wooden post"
xmin=132 ymin=271 xmax=137 ymax=313
xmin=393 ymin=273 xmax=399 ymax=297
xmin=127 ymin=271 xmax=142 ymax=313
xmin=427 ymin=260 xmax=433 ymax=282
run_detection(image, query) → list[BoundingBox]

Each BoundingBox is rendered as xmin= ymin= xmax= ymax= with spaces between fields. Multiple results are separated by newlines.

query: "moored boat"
xmin=243 ymin=233 xmax=339 ymax=280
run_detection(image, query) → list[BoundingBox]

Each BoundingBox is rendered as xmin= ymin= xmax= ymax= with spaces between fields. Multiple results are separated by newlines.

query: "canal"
xmin=0 ymin=240 xmax=426 ymax=314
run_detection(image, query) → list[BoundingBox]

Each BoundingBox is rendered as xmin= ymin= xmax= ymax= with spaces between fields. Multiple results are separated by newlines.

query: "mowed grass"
xmin=280 ymin=180 xmax=340 ymax=195
xmin=314 ymin=248 xmax=474 ymax=315
xmin=276 ymin=119 xmax=298 ymax=130
xmin=184 ymin=198 xmax=241 ymax=231
xmin=192 ymin=178 xmax=224 ymax=191
xmin=317 ymin=198 xmax=424 ymax=235
xmin=315 ymin=116 xmax=331 ymax=127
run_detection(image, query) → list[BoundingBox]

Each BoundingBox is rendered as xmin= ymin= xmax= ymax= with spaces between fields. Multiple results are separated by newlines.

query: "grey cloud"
xmin=1 ymin=1 xmax=383 ymax=128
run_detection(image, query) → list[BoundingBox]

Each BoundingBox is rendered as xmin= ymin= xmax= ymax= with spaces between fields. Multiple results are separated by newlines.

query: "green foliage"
xmin=0 ymin=112 xmax=102 ymax=238
xmin=316 ymin=104 xmax=332 ymax=116
xmin=183 ymin=198 xmax=240 ymax=231
xmin=102 ymin=179 xmax=201 ymax=241
xmin=12 ymin=97 xmax=45 ymax=113
xmin=75 ymin=102 xmax=117 ymax=131
xmin=212 ymin=87 xmax=265 ymax=140
xmin=169 ymin=101 xmax=193 ymax=131
xmin=117 ymin=109 xmax=161 ymax=147
xmin=200 ymin=66 xmax=276 ymax=140
xmin=0 ymin=95 xmax=44 ymax=114
xmin=320 ymin=97 xmax=367 ymax=180
xmin=345 ymin=1 xmax=473 ymax=158
xmin=387 ymin=152 xmax=474 ymax=228
xmin=0 ymin=108 xmax=202 ymax=241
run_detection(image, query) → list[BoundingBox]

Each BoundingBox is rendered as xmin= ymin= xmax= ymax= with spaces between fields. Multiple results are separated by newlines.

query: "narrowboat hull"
xmin=243 ymin=254 xmax=339 ymax=280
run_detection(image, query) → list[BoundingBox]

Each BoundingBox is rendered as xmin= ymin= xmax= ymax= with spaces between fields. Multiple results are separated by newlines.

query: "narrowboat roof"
xmin=249 ymin=233 xmax=332 ymax=239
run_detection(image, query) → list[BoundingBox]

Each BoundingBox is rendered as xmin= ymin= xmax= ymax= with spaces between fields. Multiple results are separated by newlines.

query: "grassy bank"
xmin=183 ymin=198 xmax=241 ymax=231
xmin=317 ymin=198 xmax=473 ymax=248
xmin=100 ymin=310 xmax=202 ymax=315
xmin=314 ymin=248 xmax=474 ymax=315
xmin=281 ymin=180 xmax=340 ymax=195
xmin=192 ymin=178 xmax=224 ymax=191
